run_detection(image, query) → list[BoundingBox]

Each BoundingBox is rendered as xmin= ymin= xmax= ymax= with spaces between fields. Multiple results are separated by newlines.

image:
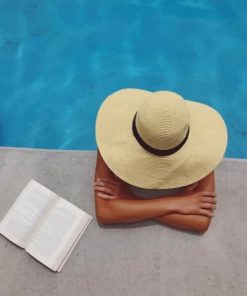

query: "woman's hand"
xmin=169 ymin=191 xmax=217 ymax=217
xmin=94 ymin=177 xmax=137 ymax=200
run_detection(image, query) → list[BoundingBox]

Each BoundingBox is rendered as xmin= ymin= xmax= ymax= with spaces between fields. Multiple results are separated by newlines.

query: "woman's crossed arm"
xmin=94 ymin=149 xmax=216 ymax=233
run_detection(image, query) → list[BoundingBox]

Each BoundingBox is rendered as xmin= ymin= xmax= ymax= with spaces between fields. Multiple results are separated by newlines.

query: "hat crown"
xmin=135 ymin=91 xmax=190 ymax=150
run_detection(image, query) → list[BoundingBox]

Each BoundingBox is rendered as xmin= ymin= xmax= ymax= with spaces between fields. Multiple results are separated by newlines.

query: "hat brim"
xmin=95 ymin=88 xmax=228 ymax=189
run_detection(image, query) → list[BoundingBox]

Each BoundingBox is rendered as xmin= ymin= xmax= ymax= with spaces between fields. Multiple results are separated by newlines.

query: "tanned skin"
xmin=94 ymin=149 xmax=216 ymax=233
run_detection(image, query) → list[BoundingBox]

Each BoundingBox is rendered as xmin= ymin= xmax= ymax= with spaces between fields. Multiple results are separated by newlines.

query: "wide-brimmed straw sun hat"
xmin=95 ymin=88 xmax=228 ymax=189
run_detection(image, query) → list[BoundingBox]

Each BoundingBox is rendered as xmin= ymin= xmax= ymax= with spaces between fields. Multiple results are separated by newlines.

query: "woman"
xmin=93 ymin=89 xmax=228 ymax=233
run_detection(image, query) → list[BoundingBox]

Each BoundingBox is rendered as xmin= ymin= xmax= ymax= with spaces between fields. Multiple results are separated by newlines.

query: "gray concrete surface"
xmin=0 ymin=147 xmax=246 ymax=296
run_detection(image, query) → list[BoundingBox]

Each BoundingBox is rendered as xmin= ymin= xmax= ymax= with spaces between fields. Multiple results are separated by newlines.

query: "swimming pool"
xmin=0 ymin=1 xmax=246 ymax=158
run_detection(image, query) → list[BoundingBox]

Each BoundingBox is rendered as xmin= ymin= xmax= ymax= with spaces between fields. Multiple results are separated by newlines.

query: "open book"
xmin=0 ymin=179 xmax=92 ymax=272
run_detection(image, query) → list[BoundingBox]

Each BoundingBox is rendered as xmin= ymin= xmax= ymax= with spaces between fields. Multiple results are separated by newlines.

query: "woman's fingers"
xmin=201 ymin=202 xmax=216 ymax=210
xmin=94 ymin=178 xmax=122 ymax=200
xmin=94 ymin=185 xmax=115 ymax=195
xmin=94 ymin=181 xmax=117 ymax=190
xmin=97 ymin=192 xmax=118 ymax=199
xmin=199 ymin=209 xmax=214 ymax=217
xmin=201 ymin=196 xmax=217 ymax=204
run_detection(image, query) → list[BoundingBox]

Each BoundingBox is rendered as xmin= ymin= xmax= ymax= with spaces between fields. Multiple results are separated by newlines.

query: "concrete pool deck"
xmin=0 ymin=147 xmax=246 ymax=296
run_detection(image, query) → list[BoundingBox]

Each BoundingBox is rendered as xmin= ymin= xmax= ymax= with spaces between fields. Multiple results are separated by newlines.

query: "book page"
xmin=26 ymin=198 xmax=92 ymax=271
xmin=57 ymin=214 xmax=92 ymax=272
xmin=0 ymin=180 xmax=59 ymax=248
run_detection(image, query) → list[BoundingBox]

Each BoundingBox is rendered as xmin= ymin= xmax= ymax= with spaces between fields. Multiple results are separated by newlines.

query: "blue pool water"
xmin=0 ymin=1 xmax=246 ymax=158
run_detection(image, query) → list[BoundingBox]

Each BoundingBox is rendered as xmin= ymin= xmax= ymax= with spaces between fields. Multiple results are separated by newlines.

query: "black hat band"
xmin=132 ymin=112 xmax=190 ymax=156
